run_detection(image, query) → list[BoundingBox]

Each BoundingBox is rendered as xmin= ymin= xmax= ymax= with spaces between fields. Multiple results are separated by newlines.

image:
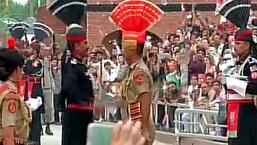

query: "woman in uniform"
xmin=0 ymin=48 xmax=32 ymax=145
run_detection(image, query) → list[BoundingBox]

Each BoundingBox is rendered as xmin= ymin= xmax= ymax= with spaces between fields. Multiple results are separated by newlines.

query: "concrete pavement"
xmin=41 ymin=125 xmax=171 ymax=145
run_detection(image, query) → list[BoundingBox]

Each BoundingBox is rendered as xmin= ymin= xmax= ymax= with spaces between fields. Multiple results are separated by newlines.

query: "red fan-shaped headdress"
xmin=110 ymin=0 xmax=164 ymax=49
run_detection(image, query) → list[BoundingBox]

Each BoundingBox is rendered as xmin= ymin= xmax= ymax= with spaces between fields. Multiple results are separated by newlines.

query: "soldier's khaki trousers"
xmin=43 ymin=88 xmax=54 ymax=123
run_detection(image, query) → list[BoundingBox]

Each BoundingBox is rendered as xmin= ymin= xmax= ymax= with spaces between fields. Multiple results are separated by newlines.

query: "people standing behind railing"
xmin=189 ymin=48 xmax=206 ymax=76
xmin=205 ymin=73 xmax=214 ymax=87
xmin=147 ymin=52 xmax=160 ymax=101
xmin=165 ymin=59 xmax=181 ymax=88
xmin=198 ymin=82 xmax=210 ymax=106
xmin=158 ymin=81 xmax=183 ymax=129
xmin=206 ymin=80 xmax=225 ymax=135
xmin=181 ymin=88 xmax=201 ymax=133
xmin=188 ymin=74 xmax=199 ymax=95
xmin=208 ymin=80 xmax=225 ymax=108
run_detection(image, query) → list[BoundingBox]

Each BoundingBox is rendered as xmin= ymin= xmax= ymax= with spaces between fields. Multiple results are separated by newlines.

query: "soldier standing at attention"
xmin=47 ymin=1 xmax=94 ymax=144
xmin=219 ymin=1 xmax=257 ymax=145
xmin=109 ymin=1 xmax=164 ymax=145
xmin=61 ymin=24 xmax=94 ymax=145
xmin=0 ymin=48 xmax=32 ymax=145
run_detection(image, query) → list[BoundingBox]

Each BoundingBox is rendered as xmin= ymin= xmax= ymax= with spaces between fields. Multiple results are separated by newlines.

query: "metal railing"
xmin=102 ymin=100 xmax=228 ymax=143
xmin=174 ymin=108 xmax=228 ymax=143
xmin=152 ymin=101 xmax=190 ymax=128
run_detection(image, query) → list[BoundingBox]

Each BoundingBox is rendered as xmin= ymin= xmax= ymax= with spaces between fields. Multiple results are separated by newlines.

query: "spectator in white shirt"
xmin=188 ymin=74 xmax=199 ymax=95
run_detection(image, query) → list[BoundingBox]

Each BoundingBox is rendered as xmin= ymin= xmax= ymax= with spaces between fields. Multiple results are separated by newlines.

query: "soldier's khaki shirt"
xmin=121 ymin=59 xmax=155 ymax=145
xmin=121 ymin=59 xmax=153 ymax=102
xmin=0 ymin=81 xmax=30 ymax=144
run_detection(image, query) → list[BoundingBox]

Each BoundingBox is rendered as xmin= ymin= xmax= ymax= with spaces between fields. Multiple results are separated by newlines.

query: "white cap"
xmin=69 ymin=23 xmax=83 ymax=29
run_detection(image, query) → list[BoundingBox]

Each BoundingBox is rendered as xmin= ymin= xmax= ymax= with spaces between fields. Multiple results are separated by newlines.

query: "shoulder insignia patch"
xmin=8 ymin=101 xmax=17 ymax=113
xmin=134 ymin=69 xmax=144 ymax=86
xmin=250 ymin=65 xmax=257 ymax=72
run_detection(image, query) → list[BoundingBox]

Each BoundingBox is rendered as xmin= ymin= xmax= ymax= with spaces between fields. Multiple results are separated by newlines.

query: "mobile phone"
xmin=87 ymin=122 xmax=114 ymax=145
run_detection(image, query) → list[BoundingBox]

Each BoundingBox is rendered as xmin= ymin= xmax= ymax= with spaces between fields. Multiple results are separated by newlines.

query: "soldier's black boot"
xmin=45 ymin=123 xmax=54 ymax=135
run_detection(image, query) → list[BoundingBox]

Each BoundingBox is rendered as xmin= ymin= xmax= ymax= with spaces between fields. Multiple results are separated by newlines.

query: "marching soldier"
xmin=0 ymin=48 xmax=32 ymax=145
xmin=48 ymin=1 xmax=94 ymax=145
xmin=109 ymin=1 xmax=164 ymax=145
xmin=219 ymin=1 xmax=257 ymax=145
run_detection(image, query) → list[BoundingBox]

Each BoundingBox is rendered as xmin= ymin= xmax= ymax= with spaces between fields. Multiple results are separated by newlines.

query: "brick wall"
xmin=88 ymin=0 xmax=257 ymax=4
xmin=37 ymin=0 xmax=257 ymax=45
xmin=87 ymin=12 xmax=220 ymax=45
xmin=37 ymin=6 xmax=66 ymax=34
xmin=88 ymin=0 xmax=217 ymax=4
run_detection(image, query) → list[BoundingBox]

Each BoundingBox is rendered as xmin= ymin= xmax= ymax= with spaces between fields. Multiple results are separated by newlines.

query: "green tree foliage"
xmin=0 ymin=0 xmax=29 ymax=21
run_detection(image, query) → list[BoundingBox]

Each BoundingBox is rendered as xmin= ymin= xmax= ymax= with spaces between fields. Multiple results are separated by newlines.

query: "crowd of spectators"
xmin=7 ymin=8 xmax=256 ymax=139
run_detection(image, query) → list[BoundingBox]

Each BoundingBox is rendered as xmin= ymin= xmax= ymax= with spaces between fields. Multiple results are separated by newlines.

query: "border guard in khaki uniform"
xmin=0 ymin=48 xmax=32 ymax=145
xmin=110 ymin=1 xmax=164 ymax=145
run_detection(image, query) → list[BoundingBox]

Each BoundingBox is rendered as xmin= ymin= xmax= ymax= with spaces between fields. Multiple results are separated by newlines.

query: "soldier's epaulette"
xmin=4 ymin=92 xmax=20 ymax=101
xmin=0 ymin=84 xmax=19 ymax=101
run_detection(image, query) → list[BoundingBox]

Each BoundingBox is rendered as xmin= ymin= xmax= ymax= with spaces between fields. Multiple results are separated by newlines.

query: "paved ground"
xmin=41 ymin=125 xmax=170 ymax=145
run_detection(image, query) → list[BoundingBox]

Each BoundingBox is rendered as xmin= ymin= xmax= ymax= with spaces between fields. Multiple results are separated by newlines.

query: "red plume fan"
xmin=110 ymin=0 xmax=164 ymax=32
xmin=7 ymin=37 xmax=16 ymax=49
